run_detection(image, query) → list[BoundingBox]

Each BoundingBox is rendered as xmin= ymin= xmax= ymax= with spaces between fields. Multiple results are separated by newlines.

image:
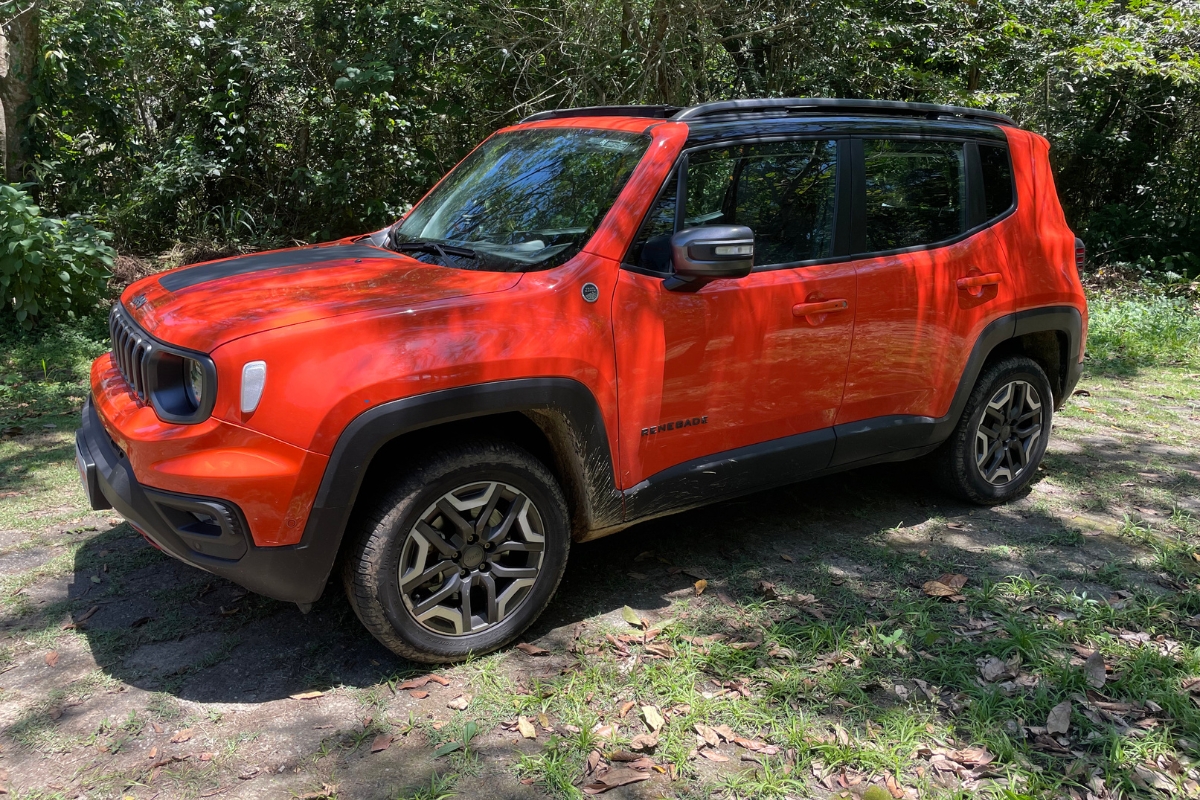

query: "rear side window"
xmin=685 ymin=140 xmax=838 ymax=266
xmin=862 ymin=140 xmax=966 ymax=252
xmin=979 ymin=144 xmax=1015 ymax=220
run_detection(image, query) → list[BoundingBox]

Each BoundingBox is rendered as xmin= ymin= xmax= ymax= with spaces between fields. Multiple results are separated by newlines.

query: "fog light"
xmin=241 ymin=361 xmax=267 ymax=413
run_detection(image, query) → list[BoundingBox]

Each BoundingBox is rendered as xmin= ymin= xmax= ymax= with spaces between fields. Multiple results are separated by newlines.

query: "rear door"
xmin=613 ymin=137 xmax=857 ymax=489
xmin=834 ymin=135 xmax=1017 ymax=460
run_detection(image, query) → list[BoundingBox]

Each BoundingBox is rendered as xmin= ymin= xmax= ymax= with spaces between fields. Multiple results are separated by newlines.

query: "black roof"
xmin=519 ymin=98 xmax=1017 ymax=128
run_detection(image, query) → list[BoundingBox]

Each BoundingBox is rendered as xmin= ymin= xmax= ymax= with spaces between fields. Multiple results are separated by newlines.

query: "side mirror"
xmin=667 ymin=225 xmax=754 ymax=289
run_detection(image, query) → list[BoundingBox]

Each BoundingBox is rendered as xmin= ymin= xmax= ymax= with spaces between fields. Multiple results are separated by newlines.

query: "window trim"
xmin=622 ymin=134 xmax=852 ymax=274
xmin=620 ymin=131 xmax=1018 ymax=276
xmin=848 ymin=134 xmax=1018 ymax=260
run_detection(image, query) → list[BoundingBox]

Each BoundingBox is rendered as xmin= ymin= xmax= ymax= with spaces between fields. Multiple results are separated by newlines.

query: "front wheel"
xmin=935 ymin=356 xmax=1054 ymax=504
xmin=342 ymin=440 xmax=570 ymax=663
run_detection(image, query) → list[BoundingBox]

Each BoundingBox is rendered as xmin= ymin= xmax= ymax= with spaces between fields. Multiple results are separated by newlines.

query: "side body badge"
xmin=581 ymin=282 xmax=600 ymax=303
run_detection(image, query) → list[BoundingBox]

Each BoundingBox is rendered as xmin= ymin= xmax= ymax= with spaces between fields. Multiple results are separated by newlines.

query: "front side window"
xmin=393 ymin=129 xmax=650 ymax=271
xmin=685 ymin=140 xmax=838 ymax=266
xmin=862 ymin=139 xmax=966 ymax=253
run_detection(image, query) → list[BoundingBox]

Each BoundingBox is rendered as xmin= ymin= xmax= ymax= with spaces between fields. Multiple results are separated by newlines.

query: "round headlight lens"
xmin=184 ymin=358 xmax=205 ymax=408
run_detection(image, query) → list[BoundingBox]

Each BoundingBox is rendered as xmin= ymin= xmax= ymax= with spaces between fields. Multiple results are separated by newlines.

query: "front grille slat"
xmin=109 ymin=305 xmax=152 ymax=403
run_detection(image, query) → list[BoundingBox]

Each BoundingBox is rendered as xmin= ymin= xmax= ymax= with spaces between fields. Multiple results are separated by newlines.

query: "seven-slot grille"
xmin=108 ymin=305 xmax=153 ymax=401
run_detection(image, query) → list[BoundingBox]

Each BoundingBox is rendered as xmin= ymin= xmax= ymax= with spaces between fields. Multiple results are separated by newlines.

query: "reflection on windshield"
xmin=393 ymin=128 xmax=650 ymax=271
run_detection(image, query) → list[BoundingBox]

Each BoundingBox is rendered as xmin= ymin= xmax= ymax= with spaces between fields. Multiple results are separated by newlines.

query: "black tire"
xmin=935 ymin=356 xmax=1054 ymax=505
xmin=342 ymin=440 xmax=570 ymax=663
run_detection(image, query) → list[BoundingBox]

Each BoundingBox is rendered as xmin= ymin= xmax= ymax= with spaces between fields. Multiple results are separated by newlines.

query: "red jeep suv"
xmin=76 ymin=99 xmax=1087 ymax=662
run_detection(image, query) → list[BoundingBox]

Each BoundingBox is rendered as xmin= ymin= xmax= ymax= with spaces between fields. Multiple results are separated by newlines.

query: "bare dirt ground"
xmin=1 ymin=364 xmax=1198 ymax=800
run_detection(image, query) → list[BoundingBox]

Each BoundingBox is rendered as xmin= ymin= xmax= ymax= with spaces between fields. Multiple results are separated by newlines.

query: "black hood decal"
xmin=158 ymin=243 xmax=404 ymax=292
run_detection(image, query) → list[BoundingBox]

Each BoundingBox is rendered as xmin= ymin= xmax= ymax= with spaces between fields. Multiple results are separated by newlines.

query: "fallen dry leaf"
xmin=516 ymin=642 xmax=549 ymax=656
xmin=1046 ymin=700 xmax=1072 ymax=735
xmin=694 ymin=723 xmax=719 ymax=748
xmin=44 ymin=651 xmax=59 ymax=667
xmin=1083 ymin=651 xmax=1107 ymax=689
xmin=582 ymin=767 xmax=651 ymax=794
xmin=645 ymin=642 xmax=675 ymax=658
xmin=169 ymin=728 xmax=194 ymax=744
xmin=699 ymin=749 xmax=730 ymax=762
xmin=199 ymin=752 xmax=214 ymax=761
xmin=446 ymin=695 xmax=470 ymax=710
xmin=518 ymin=716 xmax=537 ymax=739
xmin=409 ymin=690 xmax=429 ymax=699
xmin=619 ymin=700 xmax=635 ymax=718
xmin=978 ymin=655 xmax=1020 ymax=683
xmin=538 ymin=712 xmax=550 ymax=729
xmin=641 ymin=705 xmax=665 ymax=733
xmin=289 ymin=690 xmax=324 ymax=700
xmin=780 ymin=553 xmax=795 ymax=562
xmin=630 ymin=732 xmax=659 ymax=751
xmin=757 ymin=580 xmax=779 ymax=600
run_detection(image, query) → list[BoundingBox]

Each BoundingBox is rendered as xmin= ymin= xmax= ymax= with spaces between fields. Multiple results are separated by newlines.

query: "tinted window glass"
xmin=627 ymin=171 xmax=677 ymax=272
xmin=862 ymin=140 xmax=966 ymax=252
xmin=979 ymin=144 xmax=1014 ymax=220
xmin=395 ymin=128 xmax=649 ymax=271
xmin=685 ymin=140 xmax=838 ymax=265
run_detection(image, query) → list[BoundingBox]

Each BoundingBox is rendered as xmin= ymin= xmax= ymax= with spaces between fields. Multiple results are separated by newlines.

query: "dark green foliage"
xmin=0 ymin=184 xmax=114 ymax=328
xmin=15 ymin=0 xmax=1200 ymax=276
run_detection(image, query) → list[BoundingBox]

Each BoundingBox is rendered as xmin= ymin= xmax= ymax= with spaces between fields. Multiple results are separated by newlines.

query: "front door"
xmin=613 ymin=138 xmax=857 ymax=490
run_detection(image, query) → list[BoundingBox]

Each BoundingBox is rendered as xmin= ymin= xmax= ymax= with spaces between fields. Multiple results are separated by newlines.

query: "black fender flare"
xmin=292 ymin=377 xmax=622 ymax=601
xmin=830 ymin=304 xmax=1084 ymax=467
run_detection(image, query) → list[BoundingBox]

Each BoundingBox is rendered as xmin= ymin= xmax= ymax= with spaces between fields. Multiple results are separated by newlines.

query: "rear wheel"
xmin=936 ymin=356 xmax=1053 ymax=504
xmin=342 ymin=440 xmax=569 ymax=663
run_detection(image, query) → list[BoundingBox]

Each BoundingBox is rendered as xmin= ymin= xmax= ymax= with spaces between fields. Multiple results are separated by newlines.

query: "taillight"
xmin=1074 ymin=238 xmax=1086 ymax=271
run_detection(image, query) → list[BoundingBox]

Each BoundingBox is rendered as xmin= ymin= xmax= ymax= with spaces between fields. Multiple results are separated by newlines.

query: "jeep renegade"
xmin=76 ymin=99 xmax=1087 ymax=662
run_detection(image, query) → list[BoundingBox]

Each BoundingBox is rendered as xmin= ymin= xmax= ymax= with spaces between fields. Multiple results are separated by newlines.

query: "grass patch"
xmin=1085 ymin=290 xmax=1200 ymax=370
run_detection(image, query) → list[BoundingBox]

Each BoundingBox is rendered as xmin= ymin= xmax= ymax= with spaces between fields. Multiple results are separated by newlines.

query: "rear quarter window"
xmin=979 ymin=144 xmax=1015 ymax=220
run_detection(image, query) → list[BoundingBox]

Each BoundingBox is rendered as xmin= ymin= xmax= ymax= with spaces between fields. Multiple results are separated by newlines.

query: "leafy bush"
xmin=0 ymin=184 xmax=114 ymax=329
xmin=1085 ymin=291 xmax=1200 ymax=369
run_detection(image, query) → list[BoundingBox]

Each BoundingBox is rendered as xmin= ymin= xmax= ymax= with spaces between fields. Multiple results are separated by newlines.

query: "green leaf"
xmin=432 ymin=741 xmax=461 ymax=758
xmin=463 ymin=720 xmax=478 ymax=744
xmin=621 ymin=606 xmax=644 ymax=628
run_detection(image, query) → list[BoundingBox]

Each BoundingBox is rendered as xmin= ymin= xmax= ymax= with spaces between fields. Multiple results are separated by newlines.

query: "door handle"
xmin=956 ymin=272 xmax=1003 ymax=290
xmin=792 ymin=299 xmax=849 ymax=317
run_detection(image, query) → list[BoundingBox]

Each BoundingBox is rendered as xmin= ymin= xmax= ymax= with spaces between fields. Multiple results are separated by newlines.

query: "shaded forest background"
xmin=2 ymin=0 xmax=1200 ymax=278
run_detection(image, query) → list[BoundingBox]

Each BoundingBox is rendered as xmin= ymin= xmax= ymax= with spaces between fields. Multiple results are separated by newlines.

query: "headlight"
xmin=185 ymin=358 xmax=206 ymax=408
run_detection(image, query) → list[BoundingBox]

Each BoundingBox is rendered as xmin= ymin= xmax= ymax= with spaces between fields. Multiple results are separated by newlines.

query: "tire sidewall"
xmin=958 ymin=362 xmax=1053 ymax=502
xmin=372 ymin=458 xmax=569 ymax=660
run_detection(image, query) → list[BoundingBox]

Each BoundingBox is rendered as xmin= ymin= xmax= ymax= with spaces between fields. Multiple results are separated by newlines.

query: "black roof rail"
xmin=519 ymin=98 xmax=1016 ymax=127
xmin=520 ymin=105 xmax=681 ymax=124
xmin=674 ymin=97 xmax=1016 ymax=126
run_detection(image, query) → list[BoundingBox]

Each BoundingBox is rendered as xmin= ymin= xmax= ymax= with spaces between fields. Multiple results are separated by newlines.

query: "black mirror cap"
xmin=670 ymin=225 xmax=755 ymax=280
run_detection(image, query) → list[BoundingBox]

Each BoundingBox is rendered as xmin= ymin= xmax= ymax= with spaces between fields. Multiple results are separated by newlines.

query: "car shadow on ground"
xmin=66 ymin=457 xmax=1047 ymax=705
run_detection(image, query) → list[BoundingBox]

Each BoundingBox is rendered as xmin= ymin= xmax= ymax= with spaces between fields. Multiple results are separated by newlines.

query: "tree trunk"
xmin=0 ymin=2 xmax=40 ymax=184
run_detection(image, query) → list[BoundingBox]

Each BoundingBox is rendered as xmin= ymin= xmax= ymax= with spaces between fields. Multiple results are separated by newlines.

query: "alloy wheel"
xmin=398 ymin=481 xmax=545 ymax=636
xmin=974 ymin=380 xmax=1043 ymax=486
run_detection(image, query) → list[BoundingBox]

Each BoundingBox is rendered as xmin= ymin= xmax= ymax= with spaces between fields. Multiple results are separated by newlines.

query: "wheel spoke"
xmin=484 ymin=494 xmax=528 ymax=544
xmin=411 ymin=573 xmax=462 ymax=618
xmin=436 ymin=498 xmax=474 ymax=543
xmin=401 ymin=559 xmax=456 ymax=593
xmin=489 ymin=563 xmax=539 ymax=580
xmin=460 ymin=573 xmax=474 ymax=634
xmin=492 ymin=539 xmax=544 ymax=556
xmin=473 ymin=482 xmax=503 ymax=536
xmin=414 ymin=520 xmax=459 ymax=559
xmin=482 ymin=573 xmax=499 ymax=624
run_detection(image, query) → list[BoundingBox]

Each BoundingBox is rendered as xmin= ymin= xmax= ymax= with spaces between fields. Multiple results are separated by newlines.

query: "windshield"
xmin=391 ymin=128 xmax=651 ymax=271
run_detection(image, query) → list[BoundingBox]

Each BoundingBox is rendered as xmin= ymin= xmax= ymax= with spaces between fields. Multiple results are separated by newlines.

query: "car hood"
xmin=122 ymin=241 xmax=522 ymax=352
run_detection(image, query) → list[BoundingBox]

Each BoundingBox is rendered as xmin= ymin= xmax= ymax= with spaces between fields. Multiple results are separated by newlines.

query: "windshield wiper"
xmin=391 ymin=238 xmax=477 ymax=260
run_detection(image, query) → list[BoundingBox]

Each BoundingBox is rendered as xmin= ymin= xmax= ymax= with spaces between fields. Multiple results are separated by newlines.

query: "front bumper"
xmin=76 ymin=397 xmax=338 ymax=605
